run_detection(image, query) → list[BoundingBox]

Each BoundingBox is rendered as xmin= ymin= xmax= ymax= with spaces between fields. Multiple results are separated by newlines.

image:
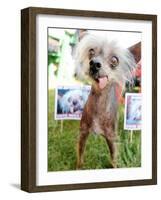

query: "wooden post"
xmin=130 ymin=130 xmax=133 ymax=143
xmin=60 ymin=120 xmax=64 ymax=133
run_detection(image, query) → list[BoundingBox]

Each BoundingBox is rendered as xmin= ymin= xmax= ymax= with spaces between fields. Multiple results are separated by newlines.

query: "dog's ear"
xmin=128 ymin=42 xmax=141 ymax=63
xmin=74 ymin=31 xmax=90 ymax=81
xmin=77 ymin=29 xmax=88 ymax=41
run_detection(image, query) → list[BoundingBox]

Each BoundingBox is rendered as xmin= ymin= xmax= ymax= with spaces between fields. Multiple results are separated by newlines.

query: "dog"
xmin=58 ymin=89 xmax=89 ymax=114
xmin=74 ymin=33 xmax=136 ymax=169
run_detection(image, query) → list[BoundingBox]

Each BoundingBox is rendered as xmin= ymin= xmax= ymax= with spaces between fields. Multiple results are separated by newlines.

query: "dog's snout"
xmin=89 ymin=59 xmax=102 ymax=75
xmin=90 ymin=60 xmax=101 ymax=69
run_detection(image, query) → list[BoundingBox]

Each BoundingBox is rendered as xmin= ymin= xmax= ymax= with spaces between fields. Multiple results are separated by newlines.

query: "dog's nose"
xmin=90 ymin=60 xmax=101 ymax=69
xmin=73 ymin=100 xmax=78 ymax=105
xmin=89 ymin=59 xmax=101 ymax=74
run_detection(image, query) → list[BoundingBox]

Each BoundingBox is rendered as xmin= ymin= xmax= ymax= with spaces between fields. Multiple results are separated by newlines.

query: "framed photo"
xmin=21 ymin=7 xmax=157 ymax=192
xmin=124 ymin=93 xmax=142 ymax=130
xmin=55 ymin=85 xmax=91 ymax=120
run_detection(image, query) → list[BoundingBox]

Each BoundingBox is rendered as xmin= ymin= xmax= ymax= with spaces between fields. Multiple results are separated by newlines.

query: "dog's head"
xmin=74 ymin=34 xmax=136 ymax=90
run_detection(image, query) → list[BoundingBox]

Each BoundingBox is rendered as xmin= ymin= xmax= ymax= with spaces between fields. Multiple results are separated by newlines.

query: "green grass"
xmin=48 ymin=90 xmax=141 ymax=171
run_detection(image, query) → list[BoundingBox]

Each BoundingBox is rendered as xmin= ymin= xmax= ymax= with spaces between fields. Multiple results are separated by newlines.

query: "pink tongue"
xmin=98 ymin=77 xmax=108 ymax=89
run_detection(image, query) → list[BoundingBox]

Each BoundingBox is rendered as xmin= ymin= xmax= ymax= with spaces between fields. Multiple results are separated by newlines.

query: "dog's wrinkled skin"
xmin=75 ymin=34 xmax=136 ymax=169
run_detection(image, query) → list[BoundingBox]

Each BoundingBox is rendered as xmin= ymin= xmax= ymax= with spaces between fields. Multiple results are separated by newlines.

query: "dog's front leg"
xmin=104 ymin=129 xmax=117 ymax=168
xmin=76 ymin=125 xmax=90 ymax=169
xmin=106 ymin=138 xmax=117 ymax=168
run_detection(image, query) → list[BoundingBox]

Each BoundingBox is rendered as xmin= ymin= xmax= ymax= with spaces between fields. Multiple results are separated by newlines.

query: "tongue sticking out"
xmin=98 ymin=76 xmax=108 ymax=89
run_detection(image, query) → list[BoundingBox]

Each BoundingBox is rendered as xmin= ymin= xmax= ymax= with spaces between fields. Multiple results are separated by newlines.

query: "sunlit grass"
xmin=48 ymin=90 xmax=141 ymax=171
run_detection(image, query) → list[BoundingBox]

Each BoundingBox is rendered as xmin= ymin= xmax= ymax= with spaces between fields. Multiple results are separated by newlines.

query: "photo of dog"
xmin=48 ymin=28 xmax=141 ymax=171
xmin=56 ymin=86 xmax=90 ymax=118
xmin=124 ymin=93 xmax=142 ymax=130
xmin=74 ymin=33 xmax=136 ymax=168
xmin=58 ymin=90 xmax=85 ymax=114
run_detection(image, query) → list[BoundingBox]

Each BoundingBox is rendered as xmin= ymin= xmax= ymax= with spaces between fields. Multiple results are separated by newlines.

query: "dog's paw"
xmin=111 ymin=160 xmax=117 ymax=168
xmin=76 ymin=163 xmax=82 ymax=170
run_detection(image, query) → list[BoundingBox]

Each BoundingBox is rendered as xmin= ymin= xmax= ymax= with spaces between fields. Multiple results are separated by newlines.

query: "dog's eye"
xmin=88 ymin=49 xmax=95 ymax=59
xmin=110 ymin=56 xmax=119 ymax=69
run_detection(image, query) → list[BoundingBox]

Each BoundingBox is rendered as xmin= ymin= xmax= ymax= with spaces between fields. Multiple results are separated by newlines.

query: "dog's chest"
xmin=92 ymin=118 xmax=104 ymax=134
xmin=90 ymin=95 xmax=109 ymax=134
xmin=89 ymin=84 xmax=118 ymax=134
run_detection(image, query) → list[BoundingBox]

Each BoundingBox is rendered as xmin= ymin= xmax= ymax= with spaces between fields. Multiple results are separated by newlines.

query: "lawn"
xmin=48 ymin=90 xmax=141 ymax=171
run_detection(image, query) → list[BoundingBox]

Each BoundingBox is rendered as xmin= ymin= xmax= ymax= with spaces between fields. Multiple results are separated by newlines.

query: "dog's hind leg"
xmin=76 ymin=127 xmax=90 ymax=169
